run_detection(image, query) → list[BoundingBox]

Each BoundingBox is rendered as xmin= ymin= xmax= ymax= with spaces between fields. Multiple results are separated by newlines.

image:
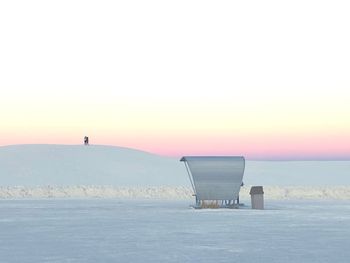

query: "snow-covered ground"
xmin=1 ymin=199 xmax=350 ymax=263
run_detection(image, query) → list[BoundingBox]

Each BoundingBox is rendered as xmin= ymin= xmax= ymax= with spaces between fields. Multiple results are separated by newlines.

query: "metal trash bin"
xmin=250 ymin=186 xmax=264 ymax=209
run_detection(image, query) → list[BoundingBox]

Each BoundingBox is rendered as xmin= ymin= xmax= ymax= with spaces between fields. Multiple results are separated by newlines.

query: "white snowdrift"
xmin=1 ymin=186 xmax=350 ymax=200
xmin=241 ymin=186 xmax=350 ymax=200
xmin=0 ymin=186 xmax=193 ymax=199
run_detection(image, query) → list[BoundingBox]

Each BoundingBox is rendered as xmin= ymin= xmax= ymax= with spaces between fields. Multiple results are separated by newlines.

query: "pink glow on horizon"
xmin=99 ymin=133 xmax=350 ymax=160
xmin=1 ymin=132 xmax=350 ymax=160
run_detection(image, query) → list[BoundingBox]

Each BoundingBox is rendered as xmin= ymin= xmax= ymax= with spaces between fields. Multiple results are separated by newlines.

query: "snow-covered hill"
xmin=245 ymin=160 xmax=350 ymax=186
xmin=0 ymin=144 xmax=189 ymax=186
xmin=0 ymin=144 xmax=349 ymax=188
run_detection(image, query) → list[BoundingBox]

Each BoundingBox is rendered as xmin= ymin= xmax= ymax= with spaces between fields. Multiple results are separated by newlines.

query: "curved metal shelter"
xmin=180 ymin=156 xmax=245 ymax=208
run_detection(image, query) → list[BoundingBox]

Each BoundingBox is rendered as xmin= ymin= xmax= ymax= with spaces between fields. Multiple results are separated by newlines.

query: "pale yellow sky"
xmin=1 ymin=0 xmax=350 ymax=158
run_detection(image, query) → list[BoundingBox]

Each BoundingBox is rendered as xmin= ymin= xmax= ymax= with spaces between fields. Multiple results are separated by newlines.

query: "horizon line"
xmin=1 ymin=143 xmax=350 ymax=161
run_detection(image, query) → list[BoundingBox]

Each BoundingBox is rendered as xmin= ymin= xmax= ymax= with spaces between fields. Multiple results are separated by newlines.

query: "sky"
xmin=0 ymin=0 xmax=350 ymax=159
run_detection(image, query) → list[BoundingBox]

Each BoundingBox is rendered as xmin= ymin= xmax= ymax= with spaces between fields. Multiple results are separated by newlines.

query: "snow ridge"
xmin=1 ymin=186 xmax=350 ymax=200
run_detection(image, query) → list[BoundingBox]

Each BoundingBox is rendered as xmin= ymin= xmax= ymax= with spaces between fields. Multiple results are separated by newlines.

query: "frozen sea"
xmin=1 ymin=199 xmax=350 ymax=263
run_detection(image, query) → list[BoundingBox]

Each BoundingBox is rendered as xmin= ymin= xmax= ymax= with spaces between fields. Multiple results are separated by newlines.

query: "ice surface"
xmin=0 ymin=199 xmax=350 ymax=263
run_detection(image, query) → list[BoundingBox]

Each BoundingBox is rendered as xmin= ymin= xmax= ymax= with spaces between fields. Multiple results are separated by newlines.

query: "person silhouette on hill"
xmin=84 ymin=136 xmax=89 ymax=145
